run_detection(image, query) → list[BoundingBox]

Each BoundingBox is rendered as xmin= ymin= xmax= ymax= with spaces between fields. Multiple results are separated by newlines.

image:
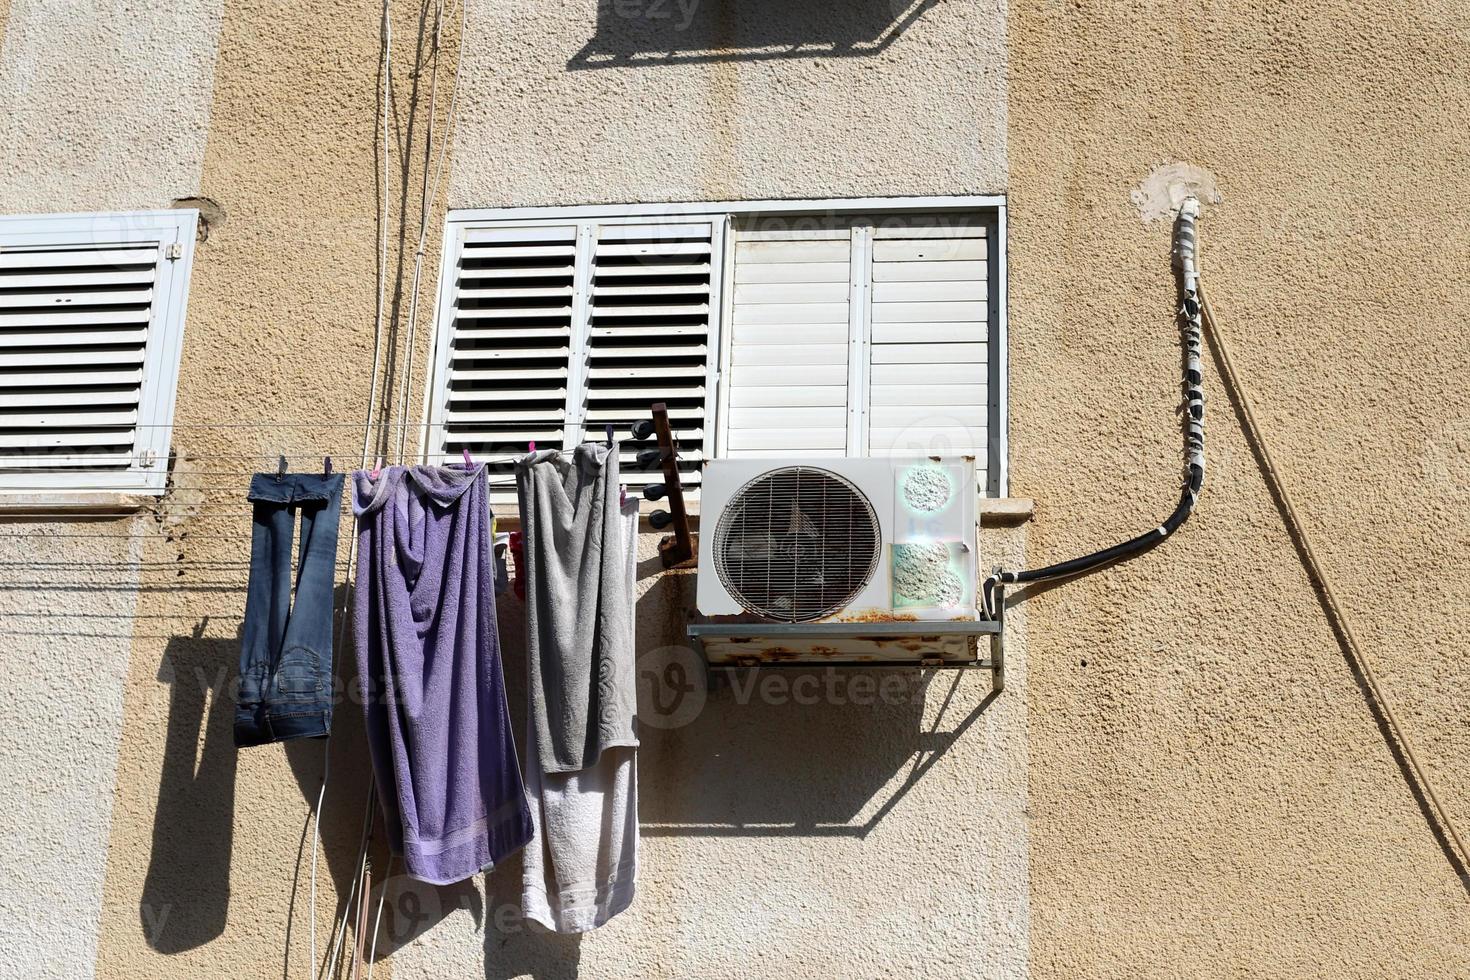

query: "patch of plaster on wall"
xmin=1131 ymin=161 xmax=1222 ymax=223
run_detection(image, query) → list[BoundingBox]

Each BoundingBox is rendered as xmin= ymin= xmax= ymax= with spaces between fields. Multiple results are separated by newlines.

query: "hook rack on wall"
xmin=630 ymin=402 xmax=694 ymax=568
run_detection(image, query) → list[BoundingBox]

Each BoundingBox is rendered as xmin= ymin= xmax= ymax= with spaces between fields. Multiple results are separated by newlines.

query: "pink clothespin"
xmin=371 ymin=456 xmax=383 ymax=479
xmin=462 ymin=448 xmax=473 ymax=468
xmin=528 ymin=440 xmax=536 ymax=453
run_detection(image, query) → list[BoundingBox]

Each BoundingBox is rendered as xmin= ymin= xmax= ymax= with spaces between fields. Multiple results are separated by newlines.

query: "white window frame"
xmin=428 ymin=195 xmax=1008 ymax=496
xmin=0 ymin=210 xmax=197 ymax=497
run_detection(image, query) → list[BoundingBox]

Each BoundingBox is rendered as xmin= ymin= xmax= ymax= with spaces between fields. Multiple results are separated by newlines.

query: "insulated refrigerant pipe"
xmin=982 ymin=197 xmax=1206 ymax=618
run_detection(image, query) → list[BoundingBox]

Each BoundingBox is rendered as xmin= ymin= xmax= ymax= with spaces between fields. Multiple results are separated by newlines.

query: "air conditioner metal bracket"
xmin=687 ymin=598 xmax=1005 ymax=694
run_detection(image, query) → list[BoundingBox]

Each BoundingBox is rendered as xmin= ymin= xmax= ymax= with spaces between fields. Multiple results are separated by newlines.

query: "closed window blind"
xmin=432 ymin=202 xmax=1001 ymax=503
xmin=867 ymin=218 xmax=988 ymax=462
xmin=436 ymin=225 xmax=577 ymax=488
xmin=722 ymin=214 xmax=992 ymax=487
xmin=0 ymin=211 xmax=195 ymax=495
xmin=584 ymin=221 xmax=715 ymax=491
xmin=427 ymin=217 xmax=721 ymax=499
xmin=726 ymin=224 xmax=852 ymax=459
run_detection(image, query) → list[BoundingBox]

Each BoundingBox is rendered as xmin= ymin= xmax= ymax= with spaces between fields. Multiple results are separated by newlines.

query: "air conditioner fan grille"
xmin=713 ymin=466 xmax=881 ymax=622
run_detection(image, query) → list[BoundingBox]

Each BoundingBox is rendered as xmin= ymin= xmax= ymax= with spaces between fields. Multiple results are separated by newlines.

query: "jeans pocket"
xmin=274 ymin=646 xmax=325 ymax=700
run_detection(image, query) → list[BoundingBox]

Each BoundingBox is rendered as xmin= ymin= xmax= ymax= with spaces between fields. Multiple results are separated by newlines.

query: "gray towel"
xmin=516 ymin=443 xmax=638 ymax=774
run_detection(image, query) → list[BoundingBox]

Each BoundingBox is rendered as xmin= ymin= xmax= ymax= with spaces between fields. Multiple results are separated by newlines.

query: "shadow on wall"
xmin=632 ymin=570 xmax=999 ymax=838
xmin=348 ymin=557 xmax=996 ymax=978
xmin=140 ymin=624 xmax=237 ymax=953
xmin=568 ymin=0 xmax=941 ymax=69
xmin=139 ymin=605 xmax=378 ymax=968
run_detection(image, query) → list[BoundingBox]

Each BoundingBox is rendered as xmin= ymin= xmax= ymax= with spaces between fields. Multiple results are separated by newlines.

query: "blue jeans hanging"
xmin=234 ymin=471 xmax=345 ymax=747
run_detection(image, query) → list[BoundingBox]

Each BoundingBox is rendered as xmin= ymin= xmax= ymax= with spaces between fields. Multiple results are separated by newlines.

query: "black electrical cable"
xmin=982 ymin=198 xmax=1206 ymax=618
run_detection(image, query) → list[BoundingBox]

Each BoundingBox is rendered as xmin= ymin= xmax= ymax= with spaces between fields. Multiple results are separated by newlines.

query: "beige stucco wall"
xmin=0 ymin=0 xmax=1465 ymax=977
xmin=91 ymin=0 xmax=404 ymax=973
xmin=448 ymin=0 xmax=1008 ymax=208
xmin=0 ymin=531 xmax=143 ymax=979
xmin=0 ymin=0 xmax=222 ymax=975
xmin=1008 ymin=2 xmax=1470 ymax=976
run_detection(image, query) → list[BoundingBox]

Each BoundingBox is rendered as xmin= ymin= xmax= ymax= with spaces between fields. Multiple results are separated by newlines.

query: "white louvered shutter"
xmin=725 ymin=224 xmax=852 ymax=458
xmin=0 ymin=212 xmax=195 ymax=495
xmin=866 ymin=217 xmax=989 ymax=481
xmin=582 ymin=221 xmax=718 ymax=492
xmin=721 ymin=212 xmax=992 ymax=487
xmin=429 ymin=217 xmax=720 ymax=502
xmin=432 ymin=225 xmax=578 ymax=493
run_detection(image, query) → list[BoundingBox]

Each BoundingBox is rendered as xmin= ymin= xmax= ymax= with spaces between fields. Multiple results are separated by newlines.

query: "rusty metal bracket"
xmin=686 ymin=617 xmax=1005 ymax=692
xmin=651 ymin=402 xmax=695 ymax=568
xmin=990 ymin=580 xmax=1006 ymax=692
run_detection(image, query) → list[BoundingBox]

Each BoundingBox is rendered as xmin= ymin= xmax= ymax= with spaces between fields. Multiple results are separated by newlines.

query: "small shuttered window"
xmin=0 ymin=211 xmax=196 ymax=496
xmin=722 ymin=213 xmax=994 ymax=488
xmin=426 ymin=216 xmax=721 ymax=500
xmin=436 ymin=225 xmax=577 ymax=481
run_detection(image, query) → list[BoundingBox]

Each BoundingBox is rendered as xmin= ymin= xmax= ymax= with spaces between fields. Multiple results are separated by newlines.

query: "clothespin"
xmin=605 ymin=423 xmax=615 ymax=448
xmin=276 ymin=455 xmax=288 ymax=479
xmin=620 ymin=483 xmax=627 ymax=507
xmin=528 ymin=440 xmax=536 ymax=453
xmin=323 ymin=456 xmax=333 ymax=475
xmin=371 ymin=456 xmax=383 ymax=479
xmin=462 ymin=447 xmax=473 ymax=469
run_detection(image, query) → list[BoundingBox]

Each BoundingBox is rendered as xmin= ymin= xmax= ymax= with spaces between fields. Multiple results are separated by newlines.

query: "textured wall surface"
xmin=0 ymin=0 xmax=1466 ymax=976
xmin=449 ymin=0 xmax=1007 ymax=207
xmin=0 ymin=0 xmax=223 ymax=975
xmin=90 ymin=0 xmax=392 ymax=973
xmin=387 ymin=529 xmax=1029 ymax=979
xmin=0 ymin=533 xmax=142 ymax=980
xmin=401 ymin=0 xmax=1025 ymax=975
xmin=0 ymin=0 xmax=223 ymax=213
xmin=1007 ymin=1 xmax=1470 ymax=976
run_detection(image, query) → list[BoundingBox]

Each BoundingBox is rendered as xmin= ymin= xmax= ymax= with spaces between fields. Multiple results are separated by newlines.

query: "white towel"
xmin=521 ymin=495 xmax=639 ymax=932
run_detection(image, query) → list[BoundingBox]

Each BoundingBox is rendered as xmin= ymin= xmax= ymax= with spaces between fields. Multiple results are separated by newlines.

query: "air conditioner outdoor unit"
xmin=688 ymin=457 xmax=1002 ymax=676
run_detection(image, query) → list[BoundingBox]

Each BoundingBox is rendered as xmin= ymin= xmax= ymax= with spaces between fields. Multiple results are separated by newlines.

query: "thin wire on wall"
xmin=394 ymin=0 xmax=466 ymax=464
xmin=0 ymin=1 xmax=475 ymax=971
xmin=309 ymin=0 xmax=397 ymax=968
xmin=325 ymin=0 xmax=467 ymax=969
xmin=1197 ymin=284 xmax=1470 ymax=883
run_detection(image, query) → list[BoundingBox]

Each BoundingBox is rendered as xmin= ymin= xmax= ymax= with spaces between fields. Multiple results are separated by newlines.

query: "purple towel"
xmin=352 ymin=463 xmax=532 ymax=884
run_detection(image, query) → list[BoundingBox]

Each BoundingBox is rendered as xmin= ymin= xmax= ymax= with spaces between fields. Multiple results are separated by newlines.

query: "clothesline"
xmin=86 ymin=422 xmax=652 ymax=430
xmin=0 ymin=452 xmax=533 ymax=462
xmin=2 ymin=610 xmax=250 ymax=619
xmin=0 ymin=531 xmax=299 ymax=539
xmin=117 ymin=422 xmax=445 ymax=428
xmin=0 ymin=479 xmax=523 ymax=498
xmin=0 ymin=559 xmax=355 ymax=567
xmin=0 ymin=583 xmax=318 ymax=590
xmin=0 ymin=470 xmax=518 ymax=480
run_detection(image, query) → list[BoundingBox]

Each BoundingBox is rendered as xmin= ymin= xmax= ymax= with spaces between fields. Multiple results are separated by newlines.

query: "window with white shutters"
xmin=434 ymin=225 xmax=578 ymax=491
xmin=866 ymin=218 xmax=989 ymax=463
xmin=722 ymin=213 xmax=995 ymax=489
xmin=426 ymin=216 xmax=721 ymax=501
xmin=0 ymin=211 xmax=196 ymax=496
xmin=429 ymin=198 xmax=1004 ymax=506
